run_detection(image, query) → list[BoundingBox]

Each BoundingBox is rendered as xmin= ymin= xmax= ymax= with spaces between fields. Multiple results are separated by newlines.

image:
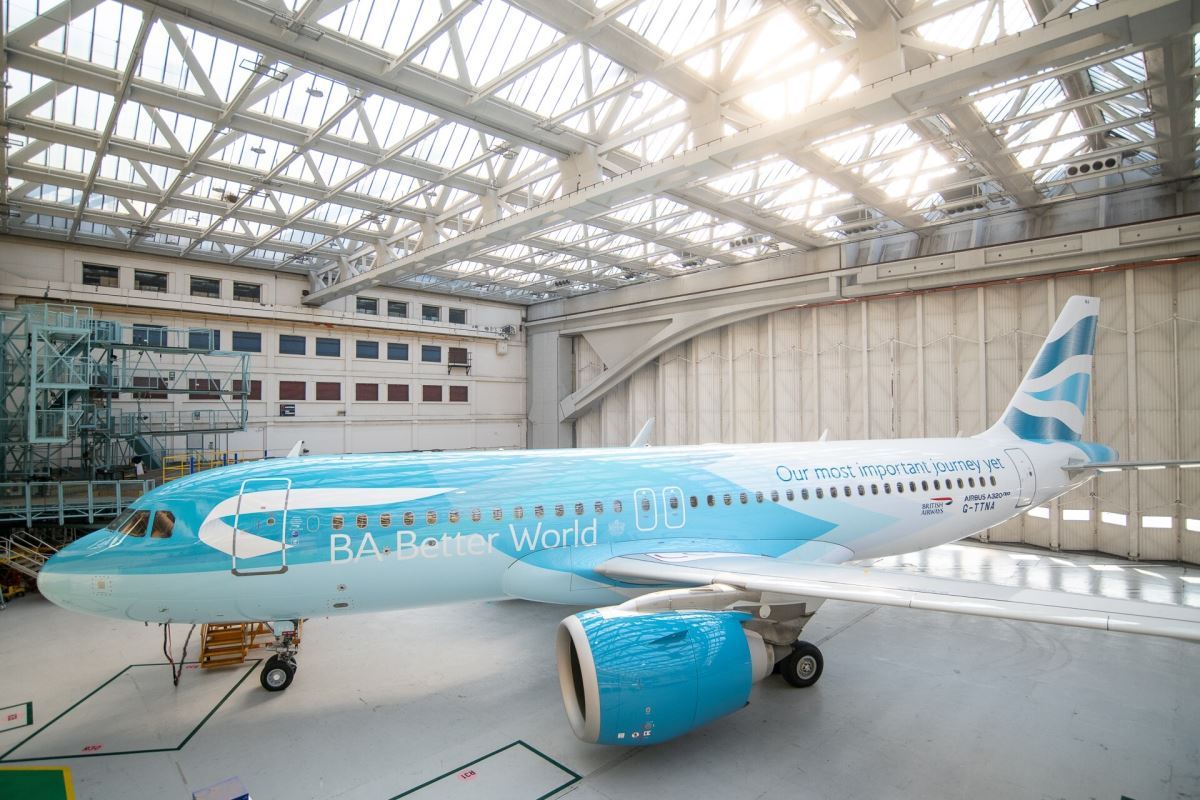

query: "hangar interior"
xmin=1 ymin=0 xmax=1199 ymax=798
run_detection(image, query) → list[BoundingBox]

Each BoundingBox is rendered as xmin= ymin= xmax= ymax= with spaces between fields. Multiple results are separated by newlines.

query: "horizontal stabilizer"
xmin=1065 ymin=458 xmax=1200 ymax=475
xmin=597 ymin=552 xmax=1200 ymax=644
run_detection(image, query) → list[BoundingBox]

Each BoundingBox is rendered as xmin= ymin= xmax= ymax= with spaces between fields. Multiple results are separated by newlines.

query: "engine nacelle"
xmin=556 ymin=608 xmax=774 ymax=745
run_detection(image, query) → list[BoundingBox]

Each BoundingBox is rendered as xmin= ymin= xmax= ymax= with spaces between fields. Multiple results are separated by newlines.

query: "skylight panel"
xmin=211 ymin=136 xmax=291 ymax=172
xmin=305 ymin=202 xmax=359 ymax=226
xmin=254 ymin=73 xmax=352 ymax=129
xmin=914 ymin=0 xmax=1034 ymax=52
xmin=497 ymin=44 xmax=631 ymax=122
xmin=454 ymin=0 xmax=564 ymax=88
xmin=138 ymin=21 xmax=208 ymax=98
xmin=348 ymin=168 xmax=423 ymax=202
xmin=402 ymin=121 xmax=492 ymax=170
xmin=618 ymin=0 xmax=759 ymax=58
xmin=305 ymin=152 xmax=367 ymax=187
xmin=317 ymin=0 xmax=449 ymax=57
xmin=359 ymin=95 xmax=439 ymax=149
xmin=32 ymin=1 xmax=143 ymax=71
xmin=28 ymin=84 xmax=113 ymax=130
xmin=30 ymin=142 xmax=95 ymax=174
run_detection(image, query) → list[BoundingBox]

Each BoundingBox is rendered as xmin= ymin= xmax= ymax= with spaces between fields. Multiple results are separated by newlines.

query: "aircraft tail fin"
xmin=988 ymin=295 xmax=1099 ymax=442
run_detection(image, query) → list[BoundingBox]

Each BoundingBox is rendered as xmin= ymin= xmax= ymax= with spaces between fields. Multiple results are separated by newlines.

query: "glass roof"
xmin=2 ymin=0 xmax=1195 ymax=303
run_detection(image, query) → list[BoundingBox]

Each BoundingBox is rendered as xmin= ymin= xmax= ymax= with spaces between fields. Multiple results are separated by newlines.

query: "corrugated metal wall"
xmin=574 ymin=263 xmax=1200 ymax=563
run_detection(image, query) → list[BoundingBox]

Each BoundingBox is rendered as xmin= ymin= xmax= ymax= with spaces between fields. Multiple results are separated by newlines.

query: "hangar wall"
xmin=0 ymin=237 xmax=527 ymax=456
xmin=573 ymin=264 xmax=1200 ymax=564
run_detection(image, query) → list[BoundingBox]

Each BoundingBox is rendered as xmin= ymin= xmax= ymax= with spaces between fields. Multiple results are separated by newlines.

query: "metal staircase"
xmin=0 ymin=530 xmax=59 ymax=578
xmin=198 ymin=621 xmax=301 ymax=668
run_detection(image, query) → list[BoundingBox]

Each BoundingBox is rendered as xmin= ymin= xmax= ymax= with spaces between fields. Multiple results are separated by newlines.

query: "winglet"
xmin=286 ymin=439 xmax=307 ymax=458
xmin=630 ymin=418 xmax=655 ymax=447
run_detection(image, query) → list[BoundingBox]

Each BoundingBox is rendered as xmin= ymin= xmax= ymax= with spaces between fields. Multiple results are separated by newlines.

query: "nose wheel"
xmin=778 ymin=641 xmax=823 ymax=688
xmin=260 ymin=620 xmax=301 ymax=692
xmin=260 ymin=654 xmax=296 ymax=691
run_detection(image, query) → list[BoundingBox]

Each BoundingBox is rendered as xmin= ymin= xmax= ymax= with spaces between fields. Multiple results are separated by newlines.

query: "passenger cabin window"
xmin=816 ymin=488 xmax=824 ymax=499
xmin=356 ymin=514 xmax=368 ymax=529
xmin=830 ymin=487 xmax=838 ymax=498
xmin=786 ymin=490 xmax=795 ymax=501
xmin=594 ymin=501 xmax=604 ymax=514
xmin=554 ymin=504 xmax=564 ymax=517
xmin=426 ymin=511 xmax=438 ymax=525
xmin=513 ymin=507 xmax=523 ymax=519
xmin=380 ymin=513 xmax=392 ymax=528
xmin=613 ymin=500 xmax=623 ymax=513
xmin=706 ymin=495 xmax=715 ymax=507
xmin=332 ymin=515 xmax=344 ymax=530
xmin=472 ymin=509 xmax=482 ymax=522
xmin=403 ymin=512 xmax=415 ymax=526
xmin=575 ymin=502 xmax=585 ymax=515
xmin=449 ymin=511 xmax=460 ymax=523
xmin=493 ymin=508 xmax=503 ymax=521
xmin=801 ymin=489 xmax=810 ymax=500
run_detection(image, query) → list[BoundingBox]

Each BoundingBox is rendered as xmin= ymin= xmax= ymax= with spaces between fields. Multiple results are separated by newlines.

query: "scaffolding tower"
xmin=0 ymin=303 xmax=251 ymax=482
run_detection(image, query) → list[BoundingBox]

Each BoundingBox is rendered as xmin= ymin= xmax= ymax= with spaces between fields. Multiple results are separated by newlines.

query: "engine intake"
xmin=556 ymin=608 xmax=774 ymax=745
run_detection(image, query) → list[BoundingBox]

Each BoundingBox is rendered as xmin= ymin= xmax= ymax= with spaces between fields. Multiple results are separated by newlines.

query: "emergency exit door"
xmin=1004 ymin=448 xmax=1036 ymax=508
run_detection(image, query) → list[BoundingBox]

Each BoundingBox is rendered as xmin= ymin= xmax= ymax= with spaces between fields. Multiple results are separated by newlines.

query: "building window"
xmin=134 ymin=270 xmax=167 ymax=292
xmin=132 ymin=324 xmax=167 ymax=347
xmin=279 ymin=334 xmax=306 ymax=355
xmin=279 ymin=381 xmax=306 ymax=401
xmin=356 ymin=340 xmax=379 ymax=359
xmin=387 ymin=384 xmax=409 ymax=402
xmin=448 ymin=346 xmax=469 ymax=366
xmin=190 ymin=276 xmax=220 ymax=298
xmin=448 ymin=308 xmax=467 ymax=324
xmin=356 ymin=297 xmax=378 ymax=315
xmin=232 ymin=282 xmax=261 ymax=303
xmin=448 ymin=385 xmax=468 ymax=402
xmin=422 ymin=385 xmax=442 ymax=402
xmin=315 ymin=337 xmax=340 ymax=357
xmin=188 ymin=378 xmax=220 ymax=400
xmin=232 ymin=379 xmax=262 ymax=400
xmin=421 ymin=345 xmax=441 ymax=363
xmin=188 ymin=329 xmax=220 ymax=350
xmin=131 ymin=376 xmax=167 ymax=400
xmin=231 ymin=331 xmax=262 ymax=353
xmin=356 ymin=383 xmax=379 ymax=401
xmin=387 ymin=343 xmax=409 ymax=361
xmin=387 ymin=301 xmax=407 ymax=318
xmin=421 ymin=304 xmax=440 ymax=322
xmin=315 ymin=382 xmax=341 ymax=401
xmin=82 ymin=263 xmax=119 ymax=287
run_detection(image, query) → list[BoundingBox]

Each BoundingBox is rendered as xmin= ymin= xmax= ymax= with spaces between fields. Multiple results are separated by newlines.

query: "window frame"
xmin=355 ymin=340 xmax=380 ymax=359
xmin=356 ymin=296 xmax=379 ymax=315
xmin=315 ymin=337 xmax=341 ymax=357
xmin=387 ymin=300 xmax=408 ymax=318
xmin=232 ymin=281 xmax=262 ymax=303
xmin=278 ymin=334 xmax=306 ymax=356
xmin=189 ymin=275 xmax=220 ymax=298
xmin=448 ymin=307 xmax=467 ymax=324
xmin=83 ymin=263 xmax=119 ymax=288
xmin=231 ymin=331 xmax=262 ymax=353
xmin=133 ymin=269 xmax=168 ymax=293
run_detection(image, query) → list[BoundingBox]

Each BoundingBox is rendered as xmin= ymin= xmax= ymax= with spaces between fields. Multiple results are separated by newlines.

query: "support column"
xmin=1125 ymin=270 xmax=1141 ymax=558
xmin=527 ymin=329 xmax=575 ymax=449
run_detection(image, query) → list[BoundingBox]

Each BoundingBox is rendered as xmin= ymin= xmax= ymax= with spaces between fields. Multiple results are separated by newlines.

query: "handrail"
xmin=0 ymin=480 xmax=155 ymax=525
xmin=162 ymin=451 xmax=266 ymax=482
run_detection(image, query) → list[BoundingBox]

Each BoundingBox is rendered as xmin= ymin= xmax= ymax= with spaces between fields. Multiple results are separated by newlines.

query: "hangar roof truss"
xmin=1 ymin=0 xmax=1196 ymax=303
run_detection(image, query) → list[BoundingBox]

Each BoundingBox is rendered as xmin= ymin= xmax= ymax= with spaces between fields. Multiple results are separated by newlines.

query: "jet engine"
xmin=556 ymin=608 xmax=775 ymax=745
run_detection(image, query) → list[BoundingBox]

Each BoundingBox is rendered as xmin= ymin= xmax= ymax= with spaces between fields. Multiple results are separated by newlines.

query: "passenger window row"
xmin=324 ymin=475 xmax=998 ymax=530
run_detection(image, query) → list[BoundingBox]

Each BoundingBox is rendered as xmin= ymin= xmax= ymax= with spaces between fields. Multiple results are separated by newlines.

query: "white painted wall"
xmin=573 ymin=264 xmax=1200 ymax=564
xmin=0 ymin=237 xmax=527 ymax=456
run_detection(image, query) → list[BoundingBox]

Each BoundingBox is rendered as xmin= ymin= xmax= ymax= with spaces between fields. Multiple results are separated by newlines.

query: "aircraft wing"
xmin=1065 ymin=458 xmax=1199 ymax=475
xmin=596 ymin=552 xmax=1200 ymax=644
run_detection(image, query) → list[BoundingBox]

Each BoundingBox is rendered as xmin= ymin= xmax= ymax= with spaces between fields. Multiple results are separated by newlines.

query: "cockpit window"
xmin=150 ymin=510 xmax=174 ymax=539
xmin=109 ymin=509 xmax=150 ymax=537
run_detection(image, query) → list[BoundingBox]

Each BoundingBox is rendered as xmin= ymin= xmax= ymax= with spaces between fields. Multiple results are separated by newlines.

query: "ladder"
xmin=0 ymin=530 xmax=59 ymax=578
xmin=199 ymin=621 xmax=300 ymax=669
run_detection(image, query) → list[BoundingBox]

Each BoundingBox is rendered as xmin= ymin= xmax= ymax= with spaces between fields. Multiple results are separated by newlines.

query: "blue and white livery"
xmin=38 ymin=297 xmax=1200 ymax=746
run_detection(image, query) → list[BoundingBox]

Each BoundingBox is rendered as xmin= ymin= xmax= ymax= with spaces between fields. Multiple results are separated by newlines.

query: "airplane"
xmin=37 ymin=295 xmax=1200 ymax=746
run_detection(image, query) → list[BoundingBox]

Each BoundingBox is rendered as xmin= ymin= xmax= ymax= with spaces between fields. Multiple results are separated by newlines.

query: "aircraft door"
xmin=1004 ymin=448 xmax=1036 ymax=508
xmin=662 ymin=487 xmax=685 ymax=529
xmin=634 ymin=488 xmax=658 ymax=532
xmin=232 ymin=477 xmax=291 ymax=576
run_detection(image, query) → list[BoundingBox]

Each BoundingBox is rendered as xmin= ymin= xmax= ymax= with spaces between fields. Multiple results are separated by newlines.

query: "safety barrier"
xmin=162 ymin=451 xmax=266 ymax=482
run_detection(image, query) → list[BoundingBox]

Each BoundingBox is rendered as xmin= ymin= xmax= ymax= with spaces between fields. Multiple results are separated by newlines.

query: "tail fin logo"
xmin=999 ymin=297 xmax=1098 ymax=442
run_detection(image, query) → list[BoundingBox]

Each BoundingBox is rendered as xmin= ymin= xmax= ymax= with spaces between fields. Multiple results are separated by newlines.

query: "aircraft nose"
xmin=36 ymin=535 xmax=123 ymax=618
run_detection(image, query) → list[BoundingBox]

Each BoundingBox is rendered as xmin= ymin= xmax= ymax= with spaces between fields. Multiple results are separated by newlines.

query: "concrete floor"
xmin=2 ymin=541 xmax=1198 ymax=800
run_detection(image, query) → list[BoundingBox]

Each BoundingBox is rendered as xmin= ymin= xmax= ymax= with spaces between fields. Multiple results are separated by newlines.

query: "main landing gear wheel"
xmin=779 ymin=641 xmax=823 ymax=688
xmin=260 ymin=655 xmax=296 ymax=692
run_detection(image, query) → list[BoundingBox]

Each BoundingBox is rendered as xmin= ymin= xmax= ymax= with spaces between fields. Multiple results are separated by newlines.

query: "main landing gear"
xmin=260 ymin=620 xmax=301 ymax=692
xmin=774 ymin=641 xmax=824 ymax=688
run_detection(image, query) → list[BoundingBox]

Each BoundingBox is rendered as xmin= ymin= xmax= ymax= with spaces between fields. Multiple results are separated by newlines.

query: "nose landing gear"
xmin=260 ymin=620 xmax=301 ymax=692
